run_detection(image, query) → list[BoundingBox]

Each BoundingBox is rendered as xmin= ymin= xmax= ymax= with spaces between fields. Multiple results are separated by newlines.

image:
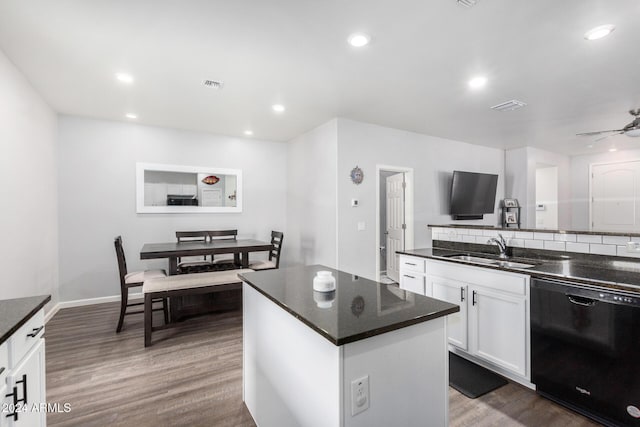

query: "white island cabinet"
xmin=0 ymin=296 xmax=49 ymax=427
xmin=240 ymin=265 xmax=459 ymax=427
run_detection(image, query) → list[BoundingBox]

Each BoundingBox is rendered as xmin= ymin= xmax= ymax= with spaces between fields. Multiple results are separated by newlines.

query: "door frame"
xmin=375 ymin=165 xmax=414 ymax=282
xmin=589 ymin=158 xmax=640 ymax=231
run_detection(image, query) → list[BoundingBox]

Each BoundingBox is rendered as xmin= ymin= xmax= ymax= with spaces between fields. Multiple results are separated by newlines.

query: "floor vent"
xmin=491 ymin=100 xmax=527 ymax=112
xmin=457 ymin=0 xmax=478 ymax=8
xmin=203 ymin=79 xmax=224 ymax=90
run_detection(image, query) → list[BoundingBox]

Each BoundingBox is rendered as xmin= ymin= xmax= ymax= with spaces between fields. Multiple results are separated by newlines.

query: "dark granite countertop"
xmin=239 ymin=265 xmax=459 ymax=346
xmin=0 ymin=295 xmax=51 ymax=345
xmin=398 ymin=248 xmax=640 ymax=294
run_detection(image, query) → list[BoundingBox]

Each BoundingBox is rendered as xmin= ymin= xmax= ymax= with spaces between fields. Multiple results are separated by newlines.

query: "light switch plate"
xmin=357 ymin=222 xmax=365 ymax=231
xmin=351 ymin=199 xmax=359 ymax=207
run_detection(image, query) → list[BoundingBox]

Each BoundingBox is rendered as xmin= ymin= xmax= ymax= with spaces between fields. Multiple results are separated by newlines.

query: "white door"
xmin=592 ymin=161 xmax=640 ymax=232
xmin=386 ymin=173 xmax=405 ymax=282
xmin=468 ymin=286 xmax=527 ymax=377
xmin=430 ymin=276 xmax=468 ymax=351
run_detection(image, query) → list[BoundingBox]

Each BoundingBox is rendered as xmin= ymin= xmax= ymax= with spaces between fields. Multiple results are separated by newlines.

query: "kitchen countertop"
xmin=0 ymin=295 xmax=51 ymax=345
xmin=398 ymin=247 xmax=640 ymax=293
xmin=239 ymin=265 xmax=459 ymax=346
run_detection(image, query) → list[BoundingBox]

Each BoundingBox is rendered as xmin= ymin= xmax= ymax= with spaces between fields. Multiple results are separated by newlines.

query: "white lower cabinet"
xmin=425 ymin=259 xmax=530 ymax=382
xmin=2 ymin=309 xmax=46 ymax=427
xmin=468 ymin=285 xmax=527 ymax=377
xmin=430 ymin=276 xmax=468 ymax=351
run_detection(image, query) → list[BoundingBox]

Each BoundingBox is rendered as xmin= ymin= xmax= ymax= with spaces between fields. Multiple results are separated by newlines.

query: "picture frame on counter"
xmin=503 ymin=198 xmax=519 ymax=208
xmin=505 ymin=211 xmax=518 ymax=224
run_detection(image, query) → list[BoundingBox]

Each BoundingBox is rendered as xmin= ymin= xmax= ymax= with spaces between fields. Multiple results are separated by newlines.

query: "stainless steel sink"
xmin=446 ymin=255 xmax=499 ymax=264
xmin=445 ymin=254 xmax=536 ymax=269
xmin=495 ymin=261 xmax=536 ymax=269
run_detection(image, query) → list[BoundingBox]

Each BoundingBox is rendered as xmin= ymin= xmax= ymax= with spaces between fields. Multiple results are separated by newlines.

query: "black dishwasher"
xmin=531 ymin=278 xmax=640 ymax=427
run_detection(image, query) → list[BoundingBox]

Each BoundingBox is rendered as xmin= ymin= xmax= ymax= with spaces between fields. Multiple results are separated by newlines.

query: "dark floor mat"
xmin=449 ymin=352 xmax=508 ymax=399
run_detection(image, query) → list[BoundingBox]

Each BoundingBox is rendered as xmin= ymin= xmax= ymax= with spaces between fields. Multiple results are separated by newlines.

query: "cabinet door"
xmin=429 ymin=276 xmax=467 ymax=350
xmin=399 ymin=272 xmax=425 ymax=295
xmin=469 ymin=286 xmax=527 ymax=377
xmin=1 ymin=384 xmax=8 ymax=427
xmin=7 ymin=340 xmax=46 ymax=427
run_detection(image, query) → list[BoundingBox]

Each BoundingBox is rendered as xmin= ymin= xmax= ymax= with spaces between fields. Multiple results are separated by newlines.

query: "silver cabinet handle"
xmin=460 ymin=287 xmax=465 ymax=302
xmin=27 ymin=326 xmax=44 ymax=338
xmin=403 ymin=274 xmax=415 ymax=279
xmin=472 ymin=290 xmax=477 ymax=306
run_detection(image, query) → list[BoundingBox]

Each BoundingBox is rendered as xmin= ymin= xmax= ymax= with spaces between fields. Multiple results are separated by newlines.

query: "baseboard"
xmin=44 ymin=293 xmax=141 ymax=323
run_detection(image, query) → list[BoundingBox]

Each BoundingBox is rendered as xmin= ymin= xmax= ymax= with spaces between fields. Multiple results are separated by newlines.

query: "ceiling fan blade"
xmin=577 ymin=129 xmax=624 ymax=136
xmin=594 ymin=132 xmax=624 ymax=142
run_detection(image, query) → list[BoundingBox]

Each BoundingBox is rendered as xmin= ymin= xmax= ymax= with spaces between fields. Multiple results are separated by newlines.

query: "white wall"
xmin=58 ymin=116 xmax=287 ymax=301
xmin=0 ymin=49 xmax=58 ymax=306
xmin=570 ymin=148 xmax=640 ymax=230
xmin=505 ymin=147 xmax=570 ymax=229
xmin=336 ymin=118 xmax=505 ymax=279
xmin=535 ymin=166 xmax=558 ymax=229
xmin=286 ymin=120 xmax=338 ymax=268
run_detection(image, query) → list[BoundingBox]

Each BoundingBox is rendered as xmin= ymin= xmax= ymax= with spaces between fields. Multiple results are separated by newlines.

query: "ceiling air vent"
xmin=491 ymin=100 xmax=527 ymax=112
xmin=457 ymin=0 xmax=478 ymax=8
xmin=202 ymin=79 xmax=224 ymax=90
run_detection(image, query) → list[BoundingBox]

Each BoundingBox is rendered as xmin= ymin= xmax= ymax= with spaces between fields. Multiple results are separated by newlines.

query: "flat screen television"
xmin=450 ymin=170 xmax=498 ymax=220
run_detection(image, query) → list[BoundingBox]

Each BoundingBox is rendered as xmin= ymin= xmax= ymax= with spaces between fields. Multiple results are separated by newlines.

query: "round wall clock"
xmin=350 ymin=166 xmax=364 ymax=184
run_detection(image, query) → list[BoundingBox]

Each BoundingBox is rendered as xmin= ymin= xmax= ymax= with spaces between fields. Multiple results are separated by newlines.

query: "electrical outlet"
xmin=627 ymin=242 xmax=640 ymax=253
xmin=351 ymin=375 xmax=370 ymax=416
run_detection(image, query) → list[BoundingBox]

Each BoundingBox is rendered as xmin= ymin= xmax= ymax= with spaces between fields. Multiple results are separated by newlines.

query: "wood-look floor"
xmin=45 ymin=301 xmax=600 ymax=427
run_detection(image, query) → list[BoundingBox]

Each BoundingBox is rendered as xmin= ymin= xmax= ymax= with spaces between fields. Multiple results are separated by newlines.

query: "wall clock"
xmin=350 ymin=166 xmax=364 ymax=184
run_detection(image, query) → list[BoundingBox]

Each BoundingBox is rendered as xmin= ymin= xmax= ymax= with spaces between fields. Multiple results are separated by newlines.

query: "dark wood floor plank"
xmin=45 ymin=301 xmax=601 ymax=426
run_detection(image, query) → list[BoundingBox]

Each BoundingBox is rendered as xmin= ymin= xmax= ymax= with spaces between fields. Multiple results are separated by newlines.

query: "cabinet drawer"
xmin=426 ymin=260 xmax=527 ymax=296
xmin=8 ymin=309 xmax=45 ymax=368
xmin=399 ymin=256 xmax=426 ymax=274
xmin=400 ymin=273 xmax=425 ymax=295
xmin=0 ymin=340 xmax=7 ymax=386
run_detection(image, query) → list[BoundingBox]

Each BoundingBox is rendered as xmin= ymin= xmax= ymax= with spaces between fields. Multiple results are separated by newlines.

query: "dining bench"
xmin=143 ymin=268 xmax=254 ymax=346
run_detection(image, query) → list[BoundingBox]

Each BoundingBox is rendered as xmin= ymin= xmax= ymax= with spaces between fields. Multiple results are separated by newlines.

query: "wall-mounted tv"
xmin=450 ymin=170 xmax=498 ymax=220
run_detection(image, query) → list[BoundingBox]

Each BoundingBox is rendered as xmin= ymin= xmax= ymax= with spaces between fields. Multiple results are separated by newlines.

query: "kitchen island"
xmin=239 ymin=265 xmax=459 ymax=427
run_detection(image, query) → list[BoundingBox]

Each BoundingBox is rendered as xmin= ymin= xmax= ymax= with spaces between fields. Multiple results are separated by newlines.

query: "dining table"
xmin=139 ymin=238 xmax=274 ymax=275
xmin=140 ymin=238 xmax=274 ymax=320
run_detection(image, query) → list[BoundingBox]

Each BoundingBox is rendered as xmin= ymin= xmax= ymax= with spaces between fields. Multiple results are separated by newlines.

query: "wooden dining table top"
xmin=140 ymin=239 xmax=273 ymax=259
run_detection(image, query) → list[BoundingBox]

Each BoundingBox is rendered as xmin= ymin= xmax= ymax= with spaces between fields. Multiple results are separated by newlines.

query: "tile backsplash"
xmin=430 ymin=227 xmax=640 ymax=259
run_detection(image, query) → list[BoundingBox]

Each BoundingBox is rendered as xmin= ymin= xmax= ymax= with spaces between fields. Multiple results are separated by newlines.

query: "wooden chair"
xmin=114 ymin=236 xmax=168 ymax=332
xmin=175 ymin=231 xmax=213 ymax=273
xmin=249 ymin=231 xmax=284 ymax=270
xmin=209 ymin=229 xmax=240 ymax=267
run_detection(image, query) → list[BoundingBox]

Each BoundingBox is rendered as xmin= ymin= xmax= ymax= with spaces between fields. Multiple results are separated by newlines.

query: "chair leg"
xmin=116 ymin=288 xmax=128 ymax=333
xmin=144 ymin=293 xmax=153 ymax=347
xmin=163 ymin=297 xmax=170 ymax=325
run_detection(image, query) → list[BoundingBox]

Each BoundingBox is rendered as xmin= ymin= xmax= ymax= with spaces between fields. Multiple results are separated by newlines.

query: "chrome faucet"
xmin=487 ymin=233 xmax=509 ymax=259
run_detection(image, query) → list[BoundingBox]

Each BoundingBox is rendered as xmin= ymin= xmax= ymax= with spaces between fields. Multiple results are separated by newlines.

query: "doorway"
xmin=591 ymin=159 xmax=640 ymax=232
xmin=376 ymin=166 xmax=414 ymax=284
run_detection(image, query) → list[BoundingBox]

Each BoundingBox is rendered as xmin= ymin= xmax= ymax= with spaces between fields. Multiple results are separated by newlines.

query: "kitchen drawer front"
xmin=8 ymin=309 xmax=45 ymax=368
xmin=425 ymin=260 xmax=527 ymax=296
xmin=400 ymin=273 xmax=425 ymax=295
xmin=0 ymin=340 xmax=8 ymax=386
xmin=399 ymin=256 xmax=426 ymax=274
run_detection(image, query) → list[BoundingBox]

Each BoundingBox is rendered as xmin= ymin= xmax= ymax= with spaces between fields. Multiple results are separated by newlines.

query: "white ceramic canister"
xmin=313 ymin=270 xmax=336 ymax=292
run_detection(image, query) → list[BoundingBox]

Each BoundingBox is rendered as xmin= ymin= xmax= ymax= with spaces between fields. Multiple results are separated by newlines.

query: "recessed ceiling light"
xmin=468 ymin=76 xmax=488 ymax=89
xmin=115 ymin=73 xmax=134 ymax=84
xmin=244 ymin=130 xmax=253 ymax=136
xmin=587 ymin=144 xmax=594 ymax=148
xmin=347 ymin=33 xmax=370 ymax=47
xmin=584 ymin=25 xmax=615 ymax=41
xmin=272 ymin=104 xmax=285 ymax=113
xmin=125 ymin=113 xmax=137 ymax=119
xmin=609 ymin=148 xmax=618 ymax=152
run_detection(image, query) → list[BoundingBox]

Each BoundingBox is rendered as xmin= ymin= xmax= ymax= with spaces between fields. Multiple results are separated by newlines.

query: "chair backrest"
xmin=175 ymin=231 xmax=209 ymax=243
xmin=176 ymin=231 xmax=209 ymax=263
xmin=268 ymin=231 xmax=284 ymax=268
xmin=208 ymin=229 xmax=238 ymax=241
xmin=114 ymin=236 xmax=128 ymax=286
